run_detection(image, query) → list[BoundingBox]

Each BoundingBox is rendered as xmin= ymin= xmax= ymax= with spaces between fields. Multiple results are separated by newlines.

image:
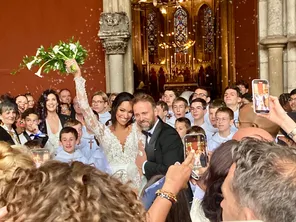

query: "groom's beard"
xmin=139 ymin=119 xmax=156 ymax=131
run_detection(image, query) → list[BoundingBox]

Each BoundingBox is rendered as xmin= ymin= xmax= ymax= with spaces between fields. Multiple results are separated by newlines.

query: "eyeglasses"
xmin=193 ymin=93 xmax=207 ymax=98
xmin=234 ymin=120 xmax=258 ymax=128
xmin=92 ymin=100 xmax=105 ymax=104
xmin=190 ymin=106 xmax=205 ymax=111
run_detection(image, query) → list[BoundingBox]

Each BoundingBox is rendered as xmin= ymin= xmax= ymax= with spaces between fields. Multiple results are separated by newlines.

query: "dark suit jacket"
xmin=144 ymin=117 xmax=184 ymax=180
xmin=0 ymin=126 xmax=20 ymax=145
xmin=22 ymin=131 xmax=49 ymax=148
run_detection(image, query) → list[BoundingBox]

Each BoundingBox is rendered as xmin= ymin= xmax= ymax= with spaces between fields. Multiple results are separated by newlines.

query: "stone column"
xmin=98 ymin=12 xmax=131 ymax=93
xmin=265 ymin=43 xmax=286 ymax=96
xmin=219 ymin=0 xmax=236 ymax=90
xmin=260 ymin=0 xmax=287 ymax=96
xmin=258 ymin=0 xmax=268 ymax=80
xmin=287 ymin=0 xmax=296 ymax=92
xmin=220 ymin=0 xmax=229 ymax=90
xmin=102 ymin=0 xmax=111 ymax=93
xmin=120 ymin=0 xmax=134 ymax=93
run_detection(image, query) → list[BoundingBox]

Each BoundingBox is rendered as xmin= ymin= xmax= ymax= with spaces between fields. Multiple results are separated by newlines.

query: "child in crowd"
xmin=19 ymin=108 xmax=48 ymax=148
xmin=208 ymin=107 xmax=235 ymax=152
xmin=236 ymin=80 xmax=250 ymax=96
xmin=167 ymin=97 xmax=188 ymax=127
xmin=279 ymin=93 xmax=292 ymax=112
xmin=190 ymin=98 xmax=212 ymax=139
xmin=60 ymin=119 xmax=111 ymax=173
xmin=175 ymin=117 xmax=191 ymax=139
xmin=24 ymin=140 xmax=42 ymax=150
xmin=91 ymin=91 xmax=111 ymax=125
xmin=186 ymin=125 xmax=206 ymax=135
xmin=54 ymin=127 xmax=88 ymax=164
xmin=25 ymin=93 xmax=35 ymax=109
xmin=155 ymin=101 xmax=168 ymax=123
xmin=223 ymin=86 xmax=241 ymax=120
xmin=173 ymin=97 xmax=188 ymax=119
xmin=241 ymin=93 xmax=253 ymax=105
xmin=207 ymin=99 xmax=226 ymax=136
xmin=224 ymin=86 xmax=241 ymax=133
xmin=163 ymin=88 xmax=178 ymax=116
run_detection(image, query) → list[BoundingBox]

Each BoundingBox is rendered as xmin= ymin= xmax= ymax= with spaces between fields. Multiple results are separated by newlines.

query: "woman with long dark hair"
xmin=37 ymin=89 xmax=70 ymax=153
xmin=66 ymin=59 xmax=146 ymax=190
xmin=190 ymin=140 xmax=238 ymax=222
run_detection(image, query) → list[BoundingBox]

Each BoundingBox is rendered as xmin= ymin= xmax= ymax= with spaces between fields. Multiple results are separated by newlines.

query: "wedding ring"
xmin=139 ymin=151 xmax=143 ymax=157
xmin=189 ymin=164 xmax=194 ymax=169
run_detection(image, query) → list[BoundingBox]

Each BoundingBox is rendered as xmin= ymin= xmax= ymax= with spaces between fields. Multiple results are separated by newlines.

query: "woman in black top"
xmin=0 ymin=100 xmax=20 ymax=145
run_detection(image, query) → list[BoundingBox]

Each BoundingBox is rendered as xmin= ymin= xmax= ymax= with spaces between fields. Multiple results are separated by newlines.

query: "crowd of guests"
xmin=0 ymin=59 xmax=296 ymax=221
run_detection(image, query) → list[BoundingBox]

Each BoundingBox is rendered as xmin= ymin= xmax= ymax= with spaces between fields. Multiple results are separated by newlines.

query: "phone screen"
xmin=31 ymin=148 xmax=50 ymax=168
xmin=252 ymin=79 xmax=270 ymax=113
xmin=184 ymin=133 xmax=207 ymax=169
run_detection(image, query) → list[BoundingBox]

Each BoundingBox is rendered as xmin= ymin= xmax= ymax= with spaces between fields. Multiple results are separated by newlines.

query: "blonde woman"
xmin=1 ymin=152 xmax=194 ymax=222
xmin=0 ymin=141 xmax=35 ymax=188
xmin=0 ymin=141 xmax=35 ymax=218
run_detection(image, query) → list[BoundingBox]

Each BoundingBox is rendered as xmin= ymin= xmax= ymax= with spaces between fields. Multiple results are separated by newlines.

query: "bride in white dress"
xmin=67 ymin=60 xmax=147 ymax=190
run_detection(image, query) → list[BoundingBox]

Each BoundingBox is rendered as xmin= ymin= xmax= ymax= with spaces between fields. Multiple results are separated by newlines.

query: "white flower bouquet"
xmin=12 ymin=38 xmax=87 ymax=77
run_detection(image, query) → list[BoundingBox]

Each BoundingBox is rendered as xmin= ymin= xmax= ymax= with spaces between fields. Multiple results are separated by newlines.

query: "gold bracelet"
xmin=155 ymin=189 xmax=177 ymax=204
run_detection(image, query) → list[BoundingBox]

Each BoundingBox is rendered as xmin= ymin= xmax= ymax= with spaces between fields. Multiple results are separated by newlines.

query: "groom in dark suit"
xmin=133 ymin=94 xmax=184 ymax=180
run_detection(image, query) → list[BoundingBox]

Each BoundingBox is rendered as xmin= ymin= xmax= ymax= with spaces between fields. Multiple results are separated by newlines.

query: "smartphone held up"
xmin=184 ymin=133 xmax=207 ymax=180
xmin=252 ymin=79 xmax=270 ymax=114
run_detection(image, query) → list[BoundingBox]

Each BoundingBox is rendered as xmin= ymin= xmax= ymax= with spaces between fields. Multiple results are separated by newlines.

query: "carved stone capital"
xmin=260 ymin=36 xmax=288 ymax=48
xmin=98 ymin=12 xmax=131 ymax=55
xmin=102 ymin=38 xmax=128 ymax=55
xmin=288 ymin=36 xmax=296 ymax=43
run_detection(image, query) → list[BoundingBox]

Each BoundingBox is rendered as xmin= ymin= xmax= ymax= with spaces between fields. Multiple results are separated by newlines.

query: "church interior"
xmin=0 ymin=0 xmax=294 ymax=98
xmin=131 ymin=0 xmax=258 ymax=99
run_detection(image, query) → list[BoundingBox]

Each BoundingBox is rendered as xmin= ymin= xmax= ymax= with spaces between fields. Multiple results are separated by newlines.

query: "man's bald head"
xmin=238 ymin=103 xmax=280 ymax=138
xmin=233 ymin=127 xmax=274 ymax=142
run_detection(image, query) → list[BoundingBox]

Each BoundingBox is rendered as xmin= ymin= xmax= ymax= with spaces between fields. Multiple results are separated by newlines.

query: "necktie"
xmin=142 ymin=130 xmax=152 ymax=138
xmin=142 ymin=130 xmax=152 ymax=147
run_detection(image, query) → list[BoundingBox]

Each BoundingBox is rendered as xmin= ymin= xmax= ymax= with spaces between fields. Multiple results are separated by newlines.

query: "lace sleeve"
xmin=74 ymin=77 xmax=105 ymax=144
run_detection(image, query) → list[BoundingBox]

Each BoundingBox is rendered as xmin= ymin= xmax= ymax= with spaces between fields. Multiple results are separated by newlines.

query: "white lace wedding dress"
xmin=74 ymin=76 xmax=145 ymax=190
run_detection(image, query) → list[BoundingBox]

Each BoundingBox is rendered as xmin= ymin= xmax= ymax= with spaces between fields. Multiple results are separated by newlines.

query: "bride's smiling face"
xmin=116 ymin=101 xmax=133 ymax=126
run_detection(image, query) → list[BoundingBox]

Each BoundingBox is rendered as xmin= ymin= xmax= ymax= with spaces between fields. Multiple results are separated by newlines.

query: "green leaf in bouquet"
xmin=12 ymin=37 xmax=88 ymax=77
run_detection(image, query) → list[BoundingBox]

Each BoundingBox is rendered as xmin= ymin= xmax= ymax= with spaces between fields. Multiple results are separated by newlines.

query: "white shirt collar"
xmin=26 ymin=130 xmax=34 ymax=136
xmin=148 ymin=119 xmax=160 ymax=135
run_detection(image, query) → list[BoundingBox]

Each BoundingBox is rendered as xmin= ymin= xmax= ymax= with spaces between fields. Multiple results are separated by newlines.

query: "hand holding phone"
xmin=252 ymin=79 xmax=270 ymax=113
xmin=183 ymin=133 xmax=207 ymax=180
